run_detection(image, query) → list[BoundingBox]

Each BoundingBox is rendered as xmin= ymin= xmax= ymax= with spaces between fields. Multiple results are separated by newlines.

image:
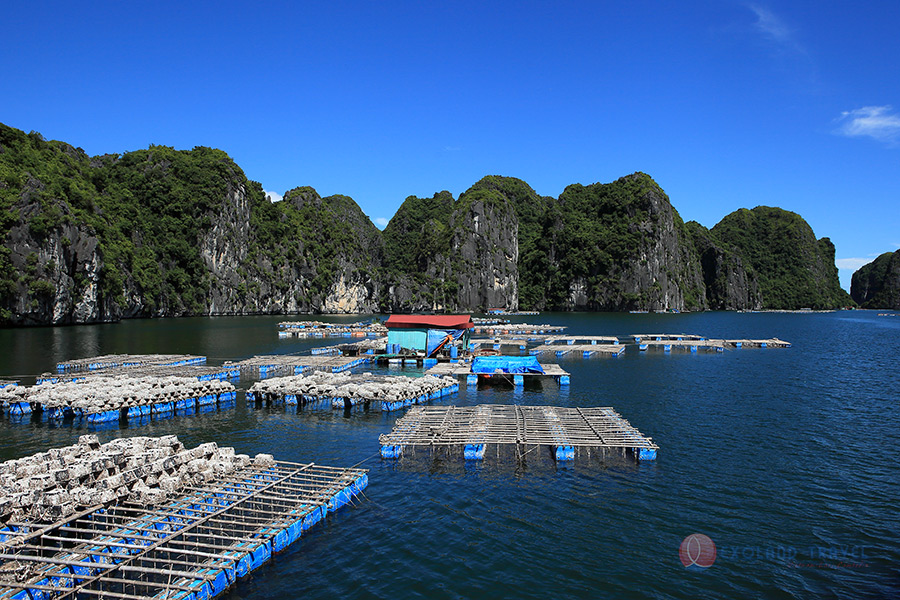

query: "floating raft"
xmin=248 ymin=372 xmax=459 ymax=412
xmin=630 ymin=334 xmax=706 ymax=342
xmin=636 ymin=338 xmax=791 ymax=351
xmin=543 ymin=335 xmax=621 ymax=345
xmin=379 ymin=405 xmax=658 ymax=461
xmin=225 ymin=355 xmax=373 ymax=379
xmin=37 ymin=365 xmax=240 ymax=386
xmin=425 ymin=360 xmax=570 ymax=386
xmin=531 ymin=344 xmax=625 ymax=357
xmin=638 ymin=339 xmax=726 ymax=352
xmin=0 ymin=376 xmax=236 ymax=424
xmin=277 ymin=320 xmax=386 ymax=338
xmin=55 ymin=354 xmax=206 ymax=375
xmin=724 ymin=338 xmax=791 ymax=348
xmin=0 ymin=436 xmax=366 ymax=600
xmin=338 ymin=337 xmax=388 ymax=356
xmin=473 ymin=323 xmax=566 ymax=335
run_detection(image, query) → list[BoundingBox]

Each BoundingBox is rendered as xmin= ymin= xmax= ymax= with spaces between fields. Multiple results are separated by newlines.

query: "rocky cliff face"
xmin=686 ymin=221 xmax=762 ymax=310
xmin=851 ymin=250 xmax=900 ymax=309
xmin=536 ymin=173 xmax=707 ymax=311
xmin=381 ymin=184 xmax=518 ymax=312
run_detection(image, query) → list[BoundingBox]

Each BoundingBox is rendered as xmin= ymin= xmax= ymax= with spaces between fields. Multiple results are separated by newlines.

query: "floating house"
xmin=385 ymin=315 xmax=474 ymax=357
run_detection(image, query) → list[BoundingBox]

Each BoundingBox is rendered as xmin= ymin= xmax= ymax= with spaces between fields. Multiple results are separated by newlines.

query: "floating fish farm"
xmin=248 ymin=371 xmax=459 ymax=412
xmin=472 ymin=323 xmax=567 ymax=335
xmin=55 ymin=355 xmax=207 ymax=375
xmin=379 ymin=405 xmax=658 ymax=461
xmin=277 ymin=320 xmax=387 ymax=339
xmin=0 ymin=435 xmax=366 ymax=600
xmin=530 ymin=344 xmax=625 ymax=357
xmin=37 ymin=365 xmax=241 ymax=386
xmin=225 ymin=355 xmax=373 ymax=379
xmin=0 ymin=376 xmax=236 ymax=424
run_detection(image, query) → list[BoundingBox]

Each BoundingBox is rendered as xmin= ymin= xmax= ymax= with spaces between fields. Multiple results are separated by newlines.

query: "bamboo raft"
xmin=276 ymin=320 xmax=386 ymax=339
xmin=379 ymin=405 xmax=658 ymax=461
xmin=638 ymin=339 xmax=726 ymax=352
xmin=0 ymin=437 xmax=367 ymax=600
xmin=542 ymin=335 xmax=621 ymax=345
xmin=637 ymin=338 xmax=791 ymax=351
xmin=630 ymin=334 xmax=706 ymax=343
xmin=472 ymin=324 xmax=567 ymax=335
xmin=55 ymin=355 xmax=207 ymax=375
xmin=224 ymin=355 xmax=373 ymax=379
xmin=424 ymin=361 xmax=571 ymax=386
xmin=37 ymin=365 xmax=241 ymax=386
xmin=530 ymin=344 xmax=625 ymax=357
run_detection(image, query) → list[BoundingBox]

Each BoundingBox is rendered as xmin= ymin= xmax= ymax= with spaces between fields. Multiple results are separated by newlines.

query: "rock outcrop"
xmin=851 ymin=250 xmax=900 ymax=309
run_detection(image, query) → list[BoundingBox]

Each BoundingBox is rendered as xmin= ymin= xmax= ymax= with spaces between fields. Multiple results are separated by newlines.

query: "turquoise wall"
xmin=387 ymin=329 xmax=428 ymax=351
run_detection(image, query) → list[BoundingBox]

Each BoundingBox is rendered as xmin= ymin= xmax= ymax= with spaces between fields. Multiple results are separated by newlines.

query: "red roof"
xmin=385 ymin=315 xmax=474 ymax=329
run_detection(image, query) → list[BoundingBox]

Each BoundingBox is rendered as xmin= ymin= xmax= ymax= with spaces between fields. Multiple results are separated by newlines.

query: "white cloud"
xmin=748 ymin=4 xmax=791 ymax=44
xmin=835 ymin=258 xmax=873 ymax=271
xmin=835 ymin=106 xmax=900 ymax=145
xmin=373 ymin=217 xmax=389 ymax=229
xmin=265 ymin=190 xmax=283 ymax=203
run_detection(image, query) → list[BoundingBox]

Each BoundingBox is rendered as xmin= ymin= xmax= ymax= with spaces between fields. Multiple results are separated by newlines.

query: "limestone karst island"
xmin=5 ymin=122 xmax=897 ymax=327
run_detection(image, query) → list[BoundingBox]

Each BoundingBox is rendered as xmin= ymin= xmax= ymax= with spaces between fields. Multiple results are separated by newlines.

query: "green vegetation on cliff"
xmin=711 ymin=206 xmax=851 ymax=309
xmin=851 ymin=250 xmax=900 ymax=309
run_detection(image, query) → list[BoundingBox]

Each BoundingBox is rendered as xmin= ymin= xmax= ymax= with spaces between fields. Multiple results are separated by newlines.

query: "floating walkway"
xmin=55 ymin=354 xmax=206 ymax=375
xmin=0 ymin=376 xmax=236 ymax=424
xmin=379 ymin=405 xmax=658 ymax=461
xmin=531 ymin=344 xmax=625 ymax=357
xmin=225 ymin=355 xmax=373 ymax=379
xmin=0 ymin=435 xmax=366 ymax=600
xmin=247 ymin=372 xmax=459 ymax=412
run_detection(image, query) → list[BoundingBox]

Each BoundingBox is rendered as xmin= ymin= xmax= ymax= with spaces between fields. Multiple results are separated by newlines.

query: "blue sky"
xmin=2 ymin=1 xmax=898 ymax=291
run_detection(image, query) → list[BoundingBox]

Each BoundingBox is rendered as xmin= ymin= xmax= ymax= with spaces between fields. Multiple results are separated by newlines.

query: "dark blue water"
xmin=1 ymin=311 xmax=898 ymax=599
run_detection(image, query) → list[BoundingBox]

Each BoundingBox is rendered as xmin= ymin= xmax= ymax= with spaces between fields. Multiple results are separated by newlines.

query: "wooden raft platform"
xmin=630 ymin=334 xmax=706 ymax=342
xmin=225 ymin=355 xmax=373 ymax=379
xmin=379 ymin=405 xmax=658 ymax=461
xmin=472 ymin=324 xmax=567 ymax=335
xmin=531 ymin=344 xmax=625 ymax=357
xmin=543 ymin=335 xmax=621 ymax=345
xmin=37 ymin=365 xmax=241 ymax=385
xmin=424 ymin=361 xmax=570 ymax=386
xmin=55 ymin=354 xmax=206 ymax=375
xmin=0 ymin=450 xmax=366 ymax=600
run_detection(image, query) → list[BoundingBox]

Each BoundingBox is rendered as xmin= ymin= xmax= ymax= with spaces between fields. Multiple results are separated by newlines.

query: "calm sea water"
xmin=1 ymin=311 xmax=898 ymax=599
